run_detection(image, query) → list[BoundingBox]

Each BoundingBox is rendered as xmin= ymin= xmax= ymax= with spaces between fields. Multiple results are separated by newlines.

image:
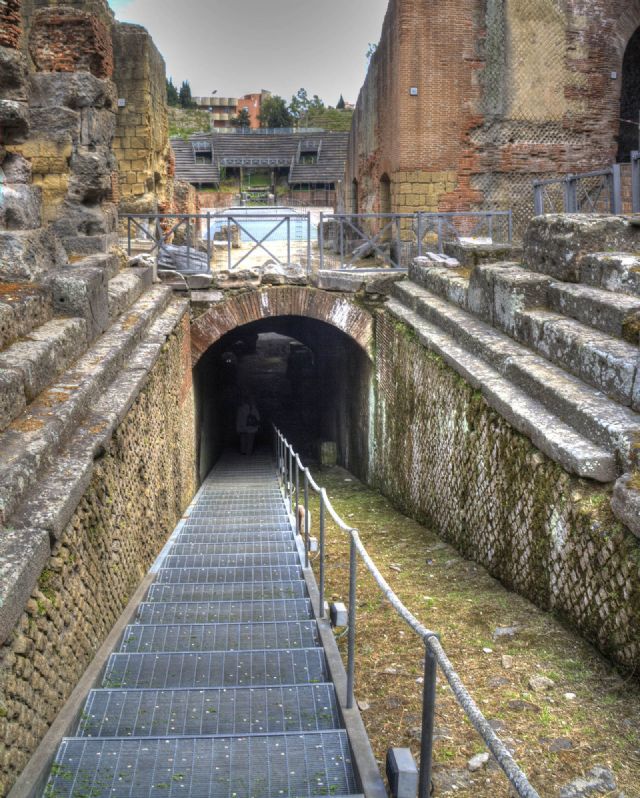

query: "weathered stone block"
xmin=580 ymin=252 xmax=640 ymax=298
xmin=68 ymin=146 xmax=116 ymax=202
xmin=0 ymin=227 xmax=68 ymax=281
xmin=29 ymin=106 xmax=79 ymax=144
xmin=0 ymin=367 xmax=26 ymax=431
xmin=1 ymin=151 xmax=32 ymax=183
xmin=611 ymin=474 xmax=640 ymax=540
xmin=29 ymin=72 xmax=116 ymax=110
xmin=493 ymin=268 xmax=551 ymax=336
xmin=523 ymin=215 xmax=640 ymax=282
xmin=46 ymin=265 xmax=109 ymax=340
xmin=0 ymin=45 xmax=28 ymax=101
xmin=0 ymin=99 xmax=29 ymax=144
xmin=0 ymin=527 xmax=51 ymax=648
xmin=0 ymin=183 xmax=42 ymax=230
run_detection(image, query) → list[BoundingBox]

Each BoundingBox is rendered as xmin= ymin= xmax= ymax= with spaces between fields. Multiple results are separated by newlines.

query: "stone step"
xmin=118 ymin=620 xmax=321 ymax=653
xmin=580 ymin=253 xmax=640 ymax=298
xmin=77 ymin=683 xmax=341 ymax=738
xmin=401 ymin=270 xmax=640 ymax=406
xmin=547 ymin=280 xmax=640 ymax=342
xmin=0 ymin=287 xmax=173 ymax=527
xmin=135 ymin=598 xmax=313 ymax=625
xmin=0 ymin=281 xmax=53 ymax=352
xmin=387 ymin=297 xmax=618 ymax=482
xmin=45 ymin=732 xmax=359 ymax=798
xmin=519 ymin=309 xmax=640 ymax=408
xmin=107 ymin=266 xmax=154 ymax=322
xmin=0 ymin=316 xmax=88 ymax=432
xmin=392 ymin=282 xmax=640 ymax=471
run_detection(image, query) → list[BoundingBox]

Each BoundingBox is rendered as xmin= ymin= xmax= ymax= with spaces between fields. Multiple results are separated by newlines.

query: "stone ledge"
xmin=0 ymin=287 xmax=172 ymax=526
xmin=393 ymin=281 xmax=640 ymax=471
xmin=611 ymin=474 xmax=640 ymax=539
xmin=9 ymin=300 xmax=188 ymax=545
xmin=0 ymin=527 xmax=50 ymax=647
xmin=314 ymin=269 xmax=406 ymax=295
xmin=386 ymin=299 xmax=617 ymax=482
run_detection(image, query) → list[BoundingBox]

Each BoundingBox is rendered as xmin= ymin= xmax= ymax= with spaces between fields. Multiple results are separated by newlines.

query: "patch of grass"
xmin=309 ymin=466 xmax=640 ymax=797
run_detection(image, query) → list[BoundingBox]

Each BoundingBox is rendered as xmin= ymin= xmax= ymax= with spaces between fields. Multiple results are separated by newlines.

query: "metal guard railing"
xmin=274 ymin=427 xmax=540 ymax=798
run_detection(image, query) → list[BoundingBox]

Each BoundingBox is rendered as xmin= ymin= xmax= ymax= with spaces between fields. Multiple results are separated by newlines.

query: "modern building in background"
xmin=193 ymin=91 xmax=271 ymax=129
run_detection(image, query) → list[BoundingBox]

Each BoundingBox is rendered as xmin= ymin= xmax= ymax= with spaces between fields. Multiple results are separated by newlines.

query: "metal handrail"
xmin=274 ymin=426 xmax=540 ymax=798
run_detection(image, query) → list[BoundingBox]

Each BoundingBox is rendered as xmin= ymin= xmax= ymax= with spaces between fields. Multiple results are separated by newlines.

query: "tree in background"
xmin=179 ymin=80 xmax=195 ymax=109
xmin=259 ymin=95 xmax=293 ymax=128
xmin=289 ymin=88 xmax=326 ymax=127
xmin=166 ymin=77 xmax=180 ymax=107
xmin=336 ymin=95 xmax=346 ymax=110
xmin=231 ymin=108 xmax=251 ymax=128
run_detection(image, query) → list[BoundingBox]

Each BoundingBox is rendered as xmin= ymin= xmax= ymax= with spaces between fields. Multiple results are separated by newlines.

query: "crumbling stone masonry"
xmin=112 ymin=22 xmax=172 ymax=216
xmin=0 ymin=313 xmax=197 ymax=794
xmin=371 ymin=312 xmax=640 ymax=671
xmin=346 ymin=0 xmax=640 ymax=234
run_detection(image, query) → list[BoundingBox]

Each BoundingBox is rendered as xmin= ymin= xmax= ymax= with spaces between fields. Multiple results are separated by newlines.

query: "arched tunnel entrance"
xmin=618 ymin=26 xmax=640 ymax=161
xmin=193 ymin=315 xmax=373 ymax=483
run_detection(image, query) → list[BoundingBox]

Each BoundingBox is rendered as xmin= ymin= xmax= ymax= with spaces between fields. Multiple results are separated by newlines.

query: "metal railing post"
xmin=319 ymin=490 xmax=326 ymax=619
xmin=488 ymin=213 xmax=494 ymax=242
xmin=319 ymin=212 xmax=325 ymax=270
xmin=303 ymin=469 xmax=310 ymax=569
xmin=418 ymin=643 xmax=438 ymax=798
xmin=533 ymin=183 xmax=544 ymax=216
xmin=417 ymin=211 xmax=423 ymax=258
xmin=307 ymin=212 xmax=312 ymax=274
xmin=437 ymin=216 xmax=444 ymax=254
xmin=295 ymin=458 xmax=300 ymax=526
xmin=287 ymin=215 xmax=291 ymax=264
xmin=611 ymin=164 xmax=623 ymax=214
xmin=227 ymin=217 xmax=232 ymax=270
xmin=395 ymin=215 xmax=402 ymax=268
xmin=508 ymin=210 xmax=513 ymax=244
xmin=564 ymin=175 xmax=577 ymax=213
xmin=127 ymin=217 xmax=132 ymax=256
xmin=288 ymin=446 xmax=293 ymax=511
xmin=206 ymin=212 xmax=211 ymax=269
xmin=633 ymin=152 xmax=640 ymax=214
xmin=346 ymin=535 xmax=357 ymax=709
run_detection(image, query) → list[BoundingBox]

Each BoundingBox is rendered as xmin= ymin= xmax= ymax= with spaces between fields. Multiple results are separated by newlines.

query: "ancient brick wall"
xmin=346 ymin=0 xmax=640 ymax=235
xmin=0 ymin=314 xmax=197 ymax=794
xmin=370 ymin=312 xmax=640 ymax=671
xmin=29 ymin=6 xmax=113 ymax=77
xmin=0 ymin=0 xmax=22 ymax=49
xmin=112 ymin=22 xmax=171 ymax=215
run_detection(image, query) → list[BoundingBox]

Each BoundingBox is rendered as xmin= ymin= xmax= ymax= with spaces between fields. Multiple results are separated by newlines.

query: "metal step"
xmin=119 ymin=621 xmax=321 ymax=653
xmin=135 ymin=599 xmax=313 ymax=625
xmin=145 ymin=581 xmax=309 ymax=604
xmin=46 ymin=731 xmax=359 ymax=798
xmin=180 ymin=521 xmax=293 ymax=532
xmin=176 ymin=531 xmax=295 ymax=545
xmin=161 ymin=552 xmax=300 ymax=569
xmin=168 ymin=542 xmax=297 ymax=557
xmin=78 ymin=683 xmax=341 ymax=738
xmin=103 ymin=648 xmax=330 ymax=689
xmin=154 ymin=566 xmax=304 ymax=584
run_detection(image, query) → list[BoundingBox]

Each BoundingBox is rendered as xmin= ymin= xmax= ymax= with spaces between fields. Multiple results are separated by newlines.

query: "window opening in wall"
xmin=618 ymin=26 xmax=640 ymax=161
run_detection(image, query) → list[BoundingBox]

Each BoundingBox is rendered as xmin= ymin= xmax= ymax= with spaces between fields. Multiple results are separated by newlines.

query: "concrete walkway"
xmin=41 ymin=451 xmax=368 ymax=798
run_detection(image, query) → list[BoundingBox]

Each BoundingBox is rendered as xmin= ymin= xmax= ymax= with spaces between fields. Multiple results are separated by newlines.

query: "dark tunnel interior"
xmin=193 ymin=316 xmax=373 ymax=482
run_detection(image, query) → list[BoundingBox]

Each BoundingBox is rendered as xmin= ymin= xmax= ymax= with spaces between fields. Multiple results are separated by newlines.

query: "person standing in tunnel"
xmin=236 ymin=395 xmax=260 ymax=455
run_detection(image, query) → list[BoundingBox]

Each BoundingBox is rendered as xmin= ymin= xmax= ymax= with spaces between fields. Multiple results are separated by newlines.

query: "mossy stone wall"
xmin=0 ymin=316 xmax=197 ymax=795
xmin=371 ymin=311 xmax=640 ymax=671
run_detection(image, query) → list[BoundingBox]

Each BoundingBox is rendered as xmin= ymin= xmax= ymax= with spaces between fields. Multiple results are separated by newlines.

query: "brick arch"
xmin=190 ymin=286 xmax=374 ymax=366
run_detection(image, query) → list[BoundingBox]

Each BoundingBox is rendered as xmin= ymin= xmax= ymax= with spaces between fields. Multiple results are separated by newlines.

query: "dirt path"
xmin=307 ymin=467 xmax=640 ymax=797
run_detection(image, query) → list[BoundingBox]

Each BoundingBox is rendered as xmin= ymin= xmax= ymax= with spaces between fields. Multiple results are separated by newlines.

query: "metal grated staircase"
xmin=42 ymin=452 xmax=365 ymax=798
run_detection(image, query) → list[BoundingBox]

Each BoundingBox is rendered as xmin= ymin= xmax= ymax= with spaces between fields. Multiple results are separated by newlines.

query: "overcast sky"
xmin=108 ymin=0 xmax=388 ymax=105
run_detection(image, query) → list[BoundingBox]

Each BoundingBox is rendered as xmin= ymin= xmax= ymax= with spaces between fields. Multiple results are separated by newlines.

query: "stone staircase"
xmin=388 ymin=215 xmax=640 ymax=536
xmin=0 ymin=252 xmax=185 ymax=645
xmin=41 ymin=452 xmax=366 ymax=798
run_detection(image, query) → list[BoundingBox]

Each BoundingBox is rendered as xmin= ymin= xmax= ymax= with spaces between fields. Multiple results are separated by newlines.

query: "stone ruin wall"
xmin=345 ymin=0 xmax=640 ymax=235
xmin=112 ymin=22 xmax=172 ymax=216
xmin=0 ymin=313 xmax=197 ymax=795
xmin=370 ymin=312 xmax=640 ymax=673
